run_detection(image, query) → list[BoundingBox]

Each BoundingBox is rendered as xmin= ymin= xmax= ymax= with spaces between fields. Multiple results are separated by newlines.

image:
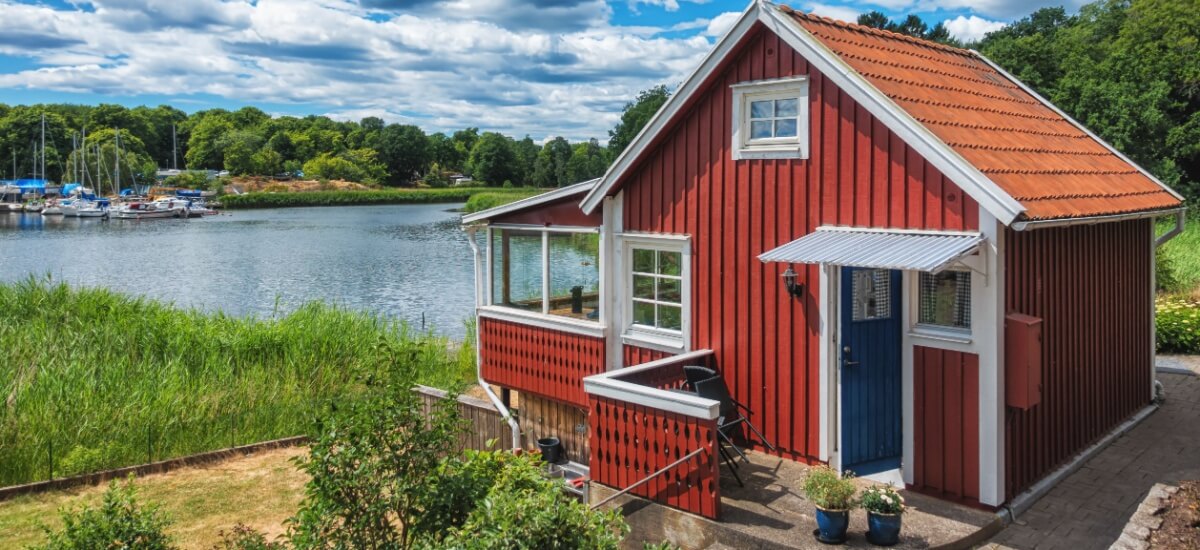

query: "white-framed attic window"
xmin=731 ymin=76 xmax=810 ymax=161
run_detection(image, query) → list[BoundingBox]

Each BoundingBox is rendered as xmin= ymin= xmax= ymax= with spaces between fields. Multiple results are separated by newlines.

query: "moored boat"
xmin=111 ymin=198 xmax=187 ymax=220
xmin=42 ymin=199 xmax=64 ymax=215
xmin=23 ymin=201 xmax=43 ymax=213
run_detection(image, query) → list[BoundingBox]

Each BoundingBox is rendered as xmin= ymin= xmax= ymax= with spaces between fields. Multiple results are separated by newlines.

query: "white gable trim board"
xmin=580 ymin=1 xmax=1028 ymax=226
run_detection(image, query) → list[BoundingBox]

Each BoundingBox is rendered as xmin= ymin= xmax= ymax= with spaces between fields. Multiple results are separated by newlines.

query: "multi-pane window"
xmin=918 ymin=271 xmax=971 ymax=330
xmin=851 ymin=269 xmax=891 ymax=321
xmin=749 ymin=98 xmax=800 ymax=141
xmin=489 ymin=228 xmax=600 ymax=321
xmin=630 ymin=248 xmax=683 ymax=332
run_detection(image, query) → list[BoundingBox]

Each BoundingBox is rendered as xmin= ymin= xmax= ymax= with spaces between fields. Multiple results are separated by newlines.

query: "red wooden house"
xmin=462 ymin=0 xmax=1185 ymax=518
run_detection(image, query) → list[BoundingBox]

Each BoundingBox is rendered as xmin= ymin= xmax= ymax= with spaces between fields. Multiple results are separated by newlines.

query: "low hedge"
xmin=1157 ymin=295 xmax=1200 ymax=353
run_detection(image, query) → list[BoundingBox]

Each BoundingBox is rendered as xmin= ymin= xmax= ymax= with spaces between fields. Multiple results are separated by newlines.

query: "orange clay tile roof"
xmin=783 ymin=7 xmax=1182 ymax=221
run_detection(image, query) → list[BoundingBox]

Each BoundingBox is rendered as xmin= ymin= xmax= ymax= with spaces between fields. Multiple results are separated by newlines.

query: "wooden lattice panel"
xmin=479 ymin=317 xmax=606 ymax=408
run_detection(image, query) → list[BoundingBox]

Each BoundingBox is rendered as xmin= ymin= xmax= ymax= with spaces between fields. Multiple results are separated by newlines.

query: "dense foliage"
xmin=1156 ymin=296 xmax=1200 ymax=353
xmin=32 ymin=478 xmax=174 ymax=550
xmin=286 ymin=354 xmax=626 ymax=550
xmin=0 ymin=278 xmax=475 ymax=486
xmin=856 ymin=11 xmax=958 ymax=45
xmin=1158 ymin=216 xmax=1200 ymax=293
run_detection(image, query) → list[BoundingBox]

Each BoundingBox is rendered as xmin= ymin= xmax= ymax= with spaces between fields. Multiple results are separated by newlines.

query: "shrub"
xmin=441 ymin=451 xmax=628 ymax=550
xmin=802 ymin=466 xmax=857 ymax=511
xmin=859 ymin=485 xmax=905 ymax=515
xmin=212 ymin=524 xmax=285 ymax=550
xmin=1157 ymin=296 xmax=1200 ymax=353
xmin=33 ymin=477 xmax=174 ymax=550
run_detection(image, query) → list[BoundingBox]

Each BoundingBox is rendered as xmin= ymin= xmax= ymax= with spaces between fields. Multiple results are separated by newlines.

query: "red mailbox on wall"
xmin=1005 ymin=313 xmax=1043 ymax=410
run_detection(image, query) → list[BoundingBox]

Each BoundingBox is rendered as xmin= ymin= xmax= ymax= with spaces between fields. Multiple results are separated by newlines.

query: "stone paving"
xmin=984 ymin=370 xmax=1200 ymax=550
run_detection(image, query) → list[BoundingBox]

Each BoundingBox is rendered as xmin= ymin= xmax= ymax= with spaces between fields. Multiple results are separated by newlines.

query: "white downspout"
xmin=465 ymin=224 xmax=522 ymax=450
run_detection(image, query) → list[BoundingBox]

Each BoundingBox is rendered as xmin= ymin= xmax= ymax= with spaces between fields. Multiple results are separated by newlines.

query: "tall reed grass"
xmin=0 ymin=278 xmax=475 ymax=487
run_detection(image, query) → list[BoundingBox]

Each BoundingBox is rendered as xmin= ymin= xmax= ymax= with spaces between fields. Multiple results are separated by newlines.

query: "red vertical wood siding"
xmin=1003 ymin=220 xmax=1153 ymax=498
xmin=590 ymin=395 xmax=721 ymax=519
xmin=912 ymin=346 xmax=980 ymax=504
xmin=623 ymin=345 xmax=672 ymax=367
xmin=479 ymin=317 xmax=606 ymax=408
xmin=617 ymin=25 xmax=978 ymax=462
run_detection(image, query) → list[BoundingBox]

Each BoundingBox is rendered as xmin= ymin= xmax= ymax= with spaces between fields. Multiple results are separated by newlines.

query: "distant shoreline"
xmin=218 ymin=187 xmax=539 ymax=210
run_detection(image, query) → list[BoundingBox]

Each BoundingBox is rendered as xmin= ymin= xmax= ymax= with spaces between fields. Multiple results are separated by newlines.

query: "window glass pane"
xmin=633 ymin=248 xmax=655 ymax=273
xmin=658 ymin=251 xmax=681 ymax=276
xmin=775 ymin=98 xmax=798 ymax=117
xmin=658 ymin=305 xmax=682 ymax=331
xmin=490 ymin=229 xmax=543 ymax=311
xmin=750 ymin=100 xmax=773 ymax=119
xmin=633 ymin=301 xmax=656 ymax=326
xmin=633 ymin=275 xmax=655 ymax=300
xmin=851 ymin=269 xmax=891 ymax=321
xmin=750 ymin=120 xmax=773 ymax=139
xmin=658 ymin=278 xmax=681 ymax=304
xmin=547 ymin=232 xmax=600 ymax=320
xmin=919 ymin=271 xmax=971 ymax=329
xmin=774 ymin=118 xmax=798 ymax=138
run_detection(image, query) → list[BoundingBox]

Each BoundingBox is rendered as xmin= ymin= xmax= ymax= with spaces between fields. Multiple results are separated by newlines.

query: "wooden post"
xmin=501 ymin=231 xmax=511 ymax=305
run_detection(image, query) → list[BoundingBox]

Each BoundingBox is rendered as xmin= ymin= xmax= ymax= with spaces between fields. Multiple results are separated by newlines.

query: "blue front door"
xmin=839 ymin=267 xmax=903 ymax=475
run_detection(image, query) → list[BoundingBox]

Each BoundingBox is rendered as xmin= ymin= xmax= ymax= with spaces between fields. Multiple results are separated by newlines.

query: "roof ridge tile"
xmin=782 ymin=6 xmax=974 ymax=57
xmin=803 ymin=29 xmax=982 ymax=70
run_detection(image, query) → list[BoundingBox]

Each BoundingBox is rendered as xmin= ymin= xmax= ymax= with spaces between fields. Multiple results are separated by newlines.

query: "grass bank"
xmin=0 ymin=278 xmax=475 ymax=487
xmin=219 ymin=187 xmax=534 ymax=209
xmin=1158 ymin=214 xmax=1200 ymax=295
xmin=0 ymin=447 xmax=307 ymax=549
xmin=462 ymin=189 xmax=543 ymax=213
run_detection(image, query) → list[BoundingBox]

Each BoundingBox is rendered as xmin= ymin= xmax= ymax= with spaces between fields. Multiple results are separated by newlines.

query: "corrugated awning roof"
xmin=758 ymin=227 xmax=984 ymax=272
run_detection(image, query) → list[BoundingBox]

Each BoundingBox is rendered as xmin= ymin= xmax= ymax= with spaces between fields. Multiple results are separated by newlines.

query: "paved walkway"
xmin=986 ymin=370 xmax=1200 ymax=549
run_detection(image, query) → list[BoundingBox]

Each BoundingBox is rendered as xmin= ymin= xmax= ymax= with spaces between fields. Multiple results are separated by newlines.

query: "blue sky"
xmin=0 ymin=0 xmax=1082 ymax=141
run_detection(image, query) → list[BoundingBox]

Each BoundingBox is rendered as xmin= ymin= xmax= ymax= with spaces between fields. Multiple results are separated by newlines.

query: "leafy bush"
xmin=213 ymin=524 xmax=285 ymax=550
xmin=802 ymin=466 xmax=857 ymax=511
xmin=33 ymin=477 xmax=174 ymax=550
xmin=462 ymin=189 xmax=540 ymax=213
xmin=1157 ymin=296 xmax=1200 ymax=353
xmin=441 ymin=451 xmax=628 ymax=550
xmin=859 ymin=485 xmax=905 ymax=515
xmin=161 ymin=171 xmax=211 ymax=190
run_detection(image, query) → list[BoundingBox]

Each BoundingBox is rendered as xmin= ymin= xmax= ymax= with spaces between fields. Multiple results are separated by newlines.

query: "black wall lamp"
xmin=781 ymin=266 xmax=805 ymax=300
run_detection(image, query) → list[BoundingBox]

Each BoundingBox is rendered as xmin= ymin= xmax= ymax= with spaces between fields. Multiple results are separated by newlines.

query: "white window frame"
xmin=483 ymin=224 xmax=604 ymax=335
xmin=731 ymin=76 xmax=810 ymax=161
xmin=909 ymin=269 xmax=973 ymax=342
xmin=617 ymin=233 xmax=691 ymax=352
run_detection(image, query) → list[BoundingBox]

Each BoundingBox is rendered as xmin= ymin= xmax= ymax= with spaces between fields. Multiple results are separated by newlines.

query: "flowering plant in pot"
xmin=860 ymin=485 xmax=905 ymax=546
xmin=802 ymin=466 xmax=857 ymax=544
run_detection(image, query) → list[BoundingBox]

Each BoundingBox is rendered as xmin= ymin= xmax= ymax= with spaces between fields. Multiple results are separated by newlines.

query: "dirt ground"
xmin=229 ymin=176 xmax=374 ymax=193
xmin=1152 ymin=480 xmax=1200 ymax=549
xmin=0 ymin=446 xmax=308 ymax=549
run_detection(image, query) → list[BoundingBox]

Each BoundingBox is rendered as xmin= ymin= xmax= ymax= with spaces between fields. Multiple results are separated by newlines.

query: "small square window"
xmin=851 ymin=269 xmax=891 ymax=321
xmin=732 ymin=77 xmax=809 ymax=160
xmin=629 ymin=245 xmax=685 ymax=335
xmin=918 ymin=271 xmax=971 ymax=330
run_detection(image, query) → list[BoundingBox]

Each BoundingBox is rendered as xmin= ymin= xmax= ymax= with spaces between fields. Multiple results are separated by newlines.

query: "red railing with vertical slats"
xmin=479 ymin=316 xmax=606 ymax=408
xmin=586 ymin=350 xmax=721 ymax=519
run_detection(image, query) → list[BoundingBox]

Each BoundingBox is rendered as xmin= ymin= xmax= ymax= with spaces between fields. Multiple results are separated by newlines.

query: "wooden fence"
xmin=415 ymin=385 xmax=517 ymax=451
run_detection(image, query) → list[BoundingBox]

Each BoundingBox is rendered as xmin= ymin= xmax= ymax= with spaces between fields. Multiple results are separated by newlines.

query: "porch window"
xmin=629 ymin=247 xmax=684 ymax=333
xmin=488 ymin=227 xmax=601 ymax=321
xmin=918 ymin=271 xmax=971 ymax=330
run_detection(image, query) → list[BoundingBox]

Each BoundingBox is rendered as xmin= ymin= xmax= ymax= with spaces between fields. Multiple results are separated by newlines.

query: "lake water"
xmin=0 ymin=204 xmax=483 ymax=337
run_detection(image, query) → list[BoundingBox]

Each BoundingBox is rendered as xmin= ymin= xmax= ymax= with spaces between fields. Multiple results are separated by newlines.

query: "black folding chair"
xmin=682 ymin=365 xmax=717 ymax=391
xmin=694 ymin=376 xmax=777 ymax=487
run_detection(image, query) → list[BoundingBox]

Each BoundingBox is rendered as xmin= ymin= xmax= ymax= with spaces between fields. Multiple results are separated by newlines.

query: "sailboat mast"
xmin=81 ymin=127 xmax=88 ymax=187
xmin=40 ymin=114 xmax=45 ymax=184
xmin=114 ymin=129 xmax=120 ymax=197
xmin=172 ymin=124 xmax=177 ymax=170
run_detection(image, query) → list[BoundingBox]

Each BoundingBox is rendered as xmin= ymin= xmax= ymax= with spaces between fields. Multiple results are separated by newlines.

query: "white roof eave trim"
xmin=462 ymin=178 xmax=598 ymax=224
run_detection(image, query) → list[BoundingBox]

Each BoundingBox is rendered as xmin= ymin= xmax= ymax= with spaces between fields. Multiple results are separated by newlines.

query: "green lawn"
xmin=1158 ymin=214 xmax=1200 ymax=296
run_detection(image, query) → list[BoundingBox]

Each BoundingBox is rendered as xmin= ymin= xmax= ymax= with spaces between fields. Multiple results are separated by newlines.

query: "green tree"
xmin=466 ymin=132 xmax=518 ymax=186
xmin=185 ymin=113 xmax=234 ymax=170
xmin=533 ymin=136 xmax=573 ymax=187
xmin=221 ymin=130 xmax=264 ymax=176
xmin=372 ymin=124 xmax=429 ymax=186
xmin=566 ymin=139 xmax=608 ymax=183
xmin=857 ymin=10 xmax=891 ymax=30
xmin=608 ymin=85 xmax=670 ymax=159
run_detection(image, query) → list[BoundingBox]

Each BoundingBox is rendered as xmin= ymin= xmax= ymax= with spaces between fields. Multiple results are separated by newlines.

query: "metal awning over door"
xmin=758 ymin=227 xmax=984 ymax=273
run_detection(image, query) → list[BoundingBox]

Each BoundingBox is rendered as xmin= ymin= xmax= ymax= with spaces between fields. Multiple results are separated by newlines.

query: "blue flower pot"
xmin=867 ymin=511 xmax=902 ymax=546
xmin=814 ymin=507 xmax=849 ymax=544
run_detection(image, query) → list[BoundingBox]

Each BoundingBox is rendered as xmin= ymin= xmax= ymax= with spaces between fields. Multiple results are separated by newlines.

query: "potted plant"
xmin=803 ymin=466 xmax=857 ymax=544
xmin=860 ymin=485 xmax=905 ymax=546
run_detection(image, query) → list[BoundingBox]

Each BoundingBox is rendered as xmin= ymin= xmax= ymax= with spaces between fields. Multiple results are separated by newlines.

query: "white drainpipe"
xmin=464 ymin=224 xmax=522 ymax=450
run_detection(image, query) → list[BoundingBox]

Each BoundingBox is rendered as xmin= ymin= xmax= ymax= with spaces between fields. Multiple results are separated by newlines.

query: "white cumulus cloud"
xmin=942 ymin=14 xmax=1007 ymax=43
xmin=803 ymin=2 xmax=861 ymax=23
xmin=705 ymin=11 xmax=741 ymax=37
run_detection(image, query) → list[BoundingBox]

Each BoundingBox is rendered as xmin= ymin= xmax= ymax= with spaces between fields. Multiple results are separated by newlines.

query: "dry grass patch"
xmin=0 ymin=446 xmax=307 ymax=549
